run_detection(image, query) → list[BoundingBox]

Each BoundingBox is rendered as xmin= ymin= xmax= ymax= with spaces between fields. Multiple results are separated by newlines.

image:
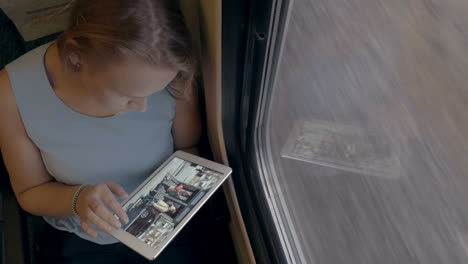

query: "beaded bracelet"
xmin=72 ymin=184 xmax=90 ymax=217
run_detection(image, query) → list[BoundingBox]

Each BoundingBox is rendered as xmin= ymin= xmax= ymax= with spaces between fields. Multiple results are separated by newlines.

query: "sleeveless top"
xmin=5 ymin=42 xmax=175 ymax=245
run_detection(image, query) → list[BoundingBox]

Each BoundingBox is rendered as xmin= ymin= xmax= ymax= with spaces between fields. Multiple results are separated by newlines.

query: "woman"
xmin=0 ymin=0 xmax=204 ymax=263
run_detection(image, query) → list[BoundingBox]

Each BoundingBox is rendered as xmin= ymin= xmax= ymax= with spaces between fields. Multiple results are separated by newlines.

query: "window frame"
xmin=222 ymin=0 xmax=303 ymax=263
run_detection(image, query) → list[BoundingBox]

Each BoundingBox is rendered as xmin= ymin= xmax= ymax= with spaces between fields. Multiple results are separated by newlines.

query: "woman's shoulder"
xmin=0 ymin=68 xmax=25 ymax=128
xmin=0 ymin=69 xmax=25 ymax=142
xmin=4 ymin=43 xmax=51 ymax=81
xmin=0 ymin=69 xmax=16 ymax=109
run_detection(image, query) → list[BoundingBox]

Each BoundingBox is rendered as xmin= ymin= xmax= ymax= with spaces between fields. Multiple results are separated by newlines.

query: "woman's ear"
xmin=68 ymin=52 xmax=82 ymax=71
xmin=65 ymin=38 xmax=83 ymax=71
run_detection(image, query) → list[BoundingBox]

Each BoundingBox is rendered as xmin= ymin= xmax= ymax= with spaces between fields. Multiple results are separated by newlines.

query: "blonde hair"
xmin=57 ymin=0 xmax=197 ymax=97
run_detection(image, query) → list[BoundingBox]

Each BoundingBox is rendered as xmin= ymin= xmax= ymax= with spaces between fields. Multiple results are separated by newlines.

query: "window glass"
xmin=263 ymin=0 xmax=468 ymax=263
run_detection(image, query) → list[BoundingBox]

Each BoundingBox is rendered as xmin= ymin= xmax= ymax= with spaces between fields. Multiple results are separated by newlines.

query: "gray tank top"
xmin=5 ymin=42 xmax=175 ymax=244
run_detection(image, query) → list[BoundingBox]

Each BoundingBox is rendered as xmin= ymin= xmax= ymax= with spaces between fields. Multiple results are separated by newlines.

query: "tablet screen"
xmin=120 ymin=156 xmax=226 ymax=249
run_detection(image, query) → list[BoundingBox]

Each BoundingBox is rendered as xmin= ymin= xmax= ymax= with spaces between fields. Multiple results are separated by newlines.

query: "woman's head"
xmin=56 ymin=0 xmax=196 ymax=114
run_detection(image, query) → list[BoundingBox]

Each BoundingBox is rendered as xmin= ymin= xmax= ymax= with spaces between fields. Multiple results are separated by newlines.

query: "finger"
xmin=101 ymin=192 xmax=129 ymax=224
xmin=106 ymin=182 xmax=129 ymax=198
xmin=80 ymin=220 xmax=97 ymax=238
xmin=88 ymin=202 xmax=120 ymax=232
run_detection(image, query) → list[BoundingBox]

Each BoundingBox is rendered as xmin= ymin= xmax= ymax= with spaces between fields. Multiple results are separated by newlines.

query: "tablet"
xmin=108 ymin=150 xmax=232 ymax=260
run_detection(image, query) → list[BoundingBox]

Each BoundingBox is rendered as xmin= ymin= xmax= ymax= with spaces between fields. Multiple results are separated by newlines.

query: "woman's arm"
xmin=0 ymin=70 xmax=128 ymax=237
xmin=0 ymin=70 xmax=78 ymax=218
xmin=172 ymin=80 xmax=202 ymax=155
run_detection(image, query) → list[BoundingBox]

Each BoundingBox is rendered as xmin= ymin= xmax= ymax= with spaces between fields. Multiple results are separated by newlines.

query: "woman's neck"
xmin=44 ymin=43 xmax=114 ymax=118
xmin=44 ymin=43 xmax=83 ymax=97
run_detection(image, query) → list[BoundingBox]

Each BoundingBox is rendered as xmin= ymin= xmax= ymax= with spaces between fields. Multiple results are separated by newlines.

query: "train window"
xmin=224 ymin=0 xmax=468 ymax=263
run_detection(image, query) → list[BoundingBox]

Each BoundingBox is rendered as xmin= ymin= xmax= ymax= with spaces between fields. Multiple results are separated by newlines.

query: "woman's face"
xmin=80 ymin=59 xmax=178 ymax=116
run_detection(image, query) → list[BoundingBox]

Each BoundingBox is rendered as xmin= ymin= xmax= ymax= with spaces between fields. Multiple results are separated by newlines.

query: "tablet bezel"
xmin=108 ymin=150 xmax=232 ymax=260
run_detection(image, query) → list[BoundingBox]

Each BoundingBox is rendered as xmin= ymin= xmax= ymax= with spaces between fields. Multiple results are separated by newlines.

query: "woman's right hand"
xmin=75 ymin=182 xmax=130 ymax=238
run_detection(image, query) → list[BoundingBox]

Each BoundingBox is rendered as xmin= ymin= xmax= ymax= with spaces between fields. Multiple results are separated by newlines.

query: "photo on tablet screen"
xmin=120 ymin=156 xmax=224 ymax=249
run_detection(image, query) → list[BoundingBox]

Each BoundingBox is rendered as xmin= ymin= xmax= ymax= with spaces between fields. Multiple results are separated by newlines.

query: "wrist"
xmin=71 ymin=184 xmax=90 ymax=217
